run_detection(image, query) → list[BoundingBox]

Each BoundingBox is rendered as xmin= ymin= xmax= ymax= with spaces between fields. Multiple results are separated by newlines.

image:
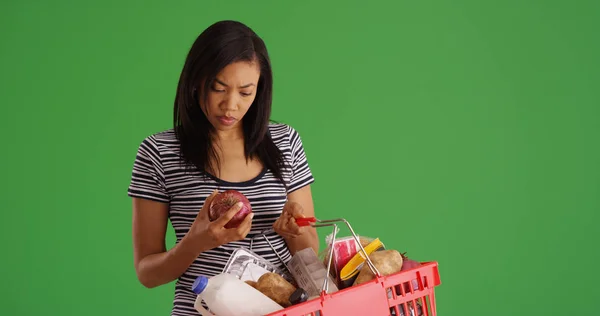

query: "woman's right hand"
xmin=187 ymin=190 xmax=254 ymax=250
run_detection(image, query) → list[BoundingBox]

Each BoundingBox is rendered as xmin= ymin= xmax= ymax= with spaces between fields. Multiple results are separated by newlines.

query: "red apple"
xmin=209 ymin=190 xmax=253 ymax=229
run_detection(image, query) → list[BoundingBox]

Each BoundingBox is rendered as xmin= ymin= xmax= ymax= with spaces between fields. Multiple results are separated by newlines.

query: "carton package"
xmin=287 ymin=248 xmax=339 ymax=297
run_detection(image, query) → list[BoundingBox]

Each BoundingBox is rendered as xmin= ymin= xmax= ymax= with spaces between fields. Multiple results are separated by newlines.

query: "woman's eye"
xmin=211 ymin=86 xmax=225 ymax=92
xmin=240 ymin=92 xmax=252 ymax=97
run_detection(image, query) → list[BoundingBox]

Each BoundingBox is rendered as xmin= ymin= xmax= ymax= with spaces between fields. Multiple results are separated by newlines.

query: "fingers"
xmin=206 ymin=189 xmax=219 ymax=206
xmin=272 ymin=217 xmax=286 ymax=237
xmin=272 ymin=217 xmax=282 ymax=233
xmin=273 ymin=218 xmax=294 ymax=239
xmin=197 ymin=189 xmax=219 ymax=220
xmin=273 ymin=211 xmax=302 ymax=239
xmin=286 ymin=202 xmax=303 ymax=236
xmin=286 ymin=215 xmax=302 ymax=236
xmin=289 ymin=203 xmax=305 ymax=219
xmin=213 ymin=202 xmax=244 ymax=227
xmin=217 ymin=210 xmax=253 ymax=243
xmin=235 ymin=212 xmax=254 ymax=237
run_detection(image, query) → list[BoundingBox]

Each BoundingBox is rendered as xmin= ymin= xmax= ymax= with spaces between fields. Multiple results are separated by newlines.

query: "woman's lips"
xmin=217 ymin=116 xmax=236 ymax=126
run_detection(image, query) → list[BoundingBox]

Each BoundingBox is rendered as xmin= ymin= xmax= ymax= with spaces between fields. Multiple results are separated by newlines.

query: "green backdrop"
xmin=1 ymin=0 xmax=598 ymax=315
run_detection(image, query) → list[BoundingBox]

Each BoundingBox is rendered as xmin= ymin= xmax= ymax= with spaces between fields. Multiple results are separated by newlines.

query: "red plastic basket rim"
xmin=269 ymin=261 xmax=441 ymax=315
xmin=322 ymin=261 xmax=439 ymax=297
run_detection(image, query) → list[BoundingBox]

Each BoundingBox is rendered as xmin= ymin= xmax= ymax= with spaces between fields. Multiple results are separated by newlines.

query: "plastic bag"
xmin=222 ymin=248 xmax=295 ymax=285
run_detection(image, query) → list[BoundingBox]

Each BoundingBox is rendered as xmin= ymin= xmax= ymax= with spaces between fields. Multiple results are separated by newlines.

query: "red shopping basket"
xmin=260 ymin=218 xmax=442 ymax=316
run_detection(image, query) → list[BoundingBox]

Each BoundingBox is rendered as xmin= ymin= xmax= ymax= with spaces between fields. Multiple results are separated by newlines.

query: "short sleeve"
xmin=127 ymin=136 xmax=170 ymax=203
xmin=287 ymin=126 xmax=315 ymax=193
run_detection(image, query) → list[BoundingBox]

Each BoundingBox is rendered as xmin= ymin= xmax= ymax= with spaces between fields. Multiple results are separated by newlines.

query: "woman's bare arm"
xmin=132 ymin=198 xmax=207 ymax=288
xmin=132 ymin=192 xmax=253 ymax=288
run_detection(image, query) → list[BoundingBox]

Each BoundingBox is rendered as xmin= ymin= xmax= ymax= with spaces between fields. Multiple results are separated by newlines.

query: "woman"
xmin=127 ymin=20 xmax=319 ymax=315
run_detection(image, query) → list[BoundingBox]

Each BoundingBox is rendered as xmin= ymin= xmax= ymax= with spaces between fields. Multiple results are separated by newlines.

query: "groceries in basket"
xmin=391 ymin=301 xmax=424 ymax=316
xmin=191 ymin=215 xmax=437 ymax=316
xmin=323 ymin=234 xmax=375 ymax=283
xmin=337 ymin=237 xmax=385 ymax=288
xmin=320 ymin=230 xmax=427 ymax=292
xmin=222 ymin=248 xmax=295 ymax=285
xmin=191 ymin=273 xmax=284 ymax=316
xmin=353 ymin=249 xmax=404 ymax=285
xmin=221 ymin=247 xmax=312 ymax=307
xmin=319 ymin=231 xmax=383 ymax=288
xmin=287 ymin=247 xmax=339 ymax=298
xmin=249 ymin=272 xmax=298 ymax=307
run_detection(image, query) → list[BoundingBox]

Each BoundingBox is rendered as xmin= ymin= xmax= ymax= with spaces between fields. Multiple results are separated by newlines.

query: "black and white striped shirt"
xmin=127 ymin=123 xmax=315 ymax=316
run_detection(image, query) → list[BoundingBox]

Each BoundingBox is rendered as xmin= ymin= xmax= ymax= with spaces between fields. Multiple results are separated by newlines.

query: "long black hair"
xmin=173 ymin=20 xmax=288 ymax=186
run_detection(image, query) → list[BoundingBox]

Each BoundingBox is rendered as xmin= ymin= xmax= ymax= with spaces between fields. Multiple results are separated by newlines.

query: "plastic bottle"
xmin=192 ymin=273 xmax=284 ymax=316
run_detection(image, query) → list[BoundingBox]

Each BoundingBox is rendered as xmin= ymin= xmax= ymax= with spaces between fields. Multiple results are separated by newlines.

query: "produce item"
xmin=245 ymin=280 xmax=257 ymax=288
xmin=339 ymin=238 xmax=385 ymax=287
xmin=400 ymin=252 xmax=422 ymax=292
xmin=255 ymin=272 xmax=297 ymax=308
xmin=209 ymin=190 xmax=253 ymax=229
xmin=359 ymin=238 xmax=371 ymax=248
xmin=400 ymin=254 xmax=421 ymax=270
xmin=353 ymin=249 xmax=404 ymax=286
xmin=321 ymin=234 xmax=377 ymax=286
xmin=192 ymin=274 xmax=283 ymax=316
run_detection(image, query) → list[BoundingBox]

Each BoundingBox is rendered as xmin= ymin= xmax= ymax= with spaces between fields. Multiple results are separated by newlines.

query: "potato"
xmin=353 ymin=249 xmax=403 ymax=286
xmin=245 ymin=280 xmax=257 ymax=288
xmin=255 ymin=272 xmax=297 ymax=307
xmin=359 ymin=237 xmax=373 ymax=248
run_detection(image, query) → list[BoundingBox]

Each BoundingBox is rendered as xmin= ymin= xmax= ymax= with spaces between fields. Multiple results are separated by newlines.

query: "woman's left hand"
xmin=273 ymin=201 xmax=306 ymax=239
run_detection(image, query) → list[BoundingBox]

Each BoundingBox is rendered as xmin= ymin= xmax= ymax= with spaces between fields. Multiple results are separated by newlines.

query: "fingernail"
xmin=237 ymin=202 xmax=243 ymax=208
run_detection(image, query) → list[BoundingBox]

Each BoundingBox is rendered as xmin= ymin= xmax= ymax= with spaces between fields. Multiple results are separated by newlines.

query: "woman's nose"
xmin=220 ymin=94 xmax=238 ymax=111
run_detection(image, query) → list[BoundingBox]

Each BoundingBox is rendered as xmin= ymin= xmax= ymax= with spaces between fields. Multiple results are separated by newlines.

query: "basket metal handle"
xmin=298 ymin=217 xmax=382 ymax=294
xmin=250 ymin=217 xmax=382 ymax=295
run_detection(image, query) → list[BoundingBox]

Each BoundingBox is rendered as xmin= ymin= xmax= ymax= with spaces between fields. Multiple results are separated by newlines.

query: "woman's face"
xmin=200 ymin=61 xmax=261 ymax=132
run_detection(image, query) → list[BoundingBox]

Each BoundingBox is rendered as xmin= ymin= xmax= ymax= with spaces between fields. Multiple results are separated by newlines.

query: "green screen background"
xmin=1 ymin=1 xmax=598 ymax=315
